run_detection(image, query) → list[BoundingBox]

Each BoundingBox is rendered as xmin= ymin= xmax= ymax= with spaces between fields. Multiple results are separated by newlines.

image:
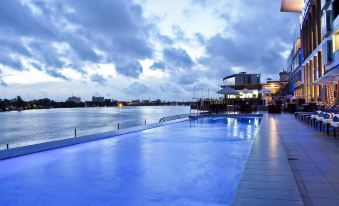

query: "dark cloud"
xmin=163 ymin=47 xmax=194 ymax=69
xmin=90 ymin=74 xmax=108 ymax=85
xmin=46 ymin=70 xmax=69 ymax=81
xmin=156 ymin=34 xmax=173 ymax=45
xmin=199 ymin=0 xmax=299 ymax=78
xmin=116 ymin=61 xmax=143 ymax=78
xmin=0 ymin=55 xmax=23 ymax=71
xmin=150 ymin=61 xmax=167 ymax=71
xmin=0 ymin=0 xmax=153 ymax=79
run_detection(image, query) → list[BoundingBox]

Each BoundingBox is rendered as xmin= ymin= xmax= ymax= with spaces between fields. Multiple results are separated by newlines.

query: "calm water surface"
xmin=0 ymin=116 xmax=259 ymax=206
xmin=0 ymin=106 xmax=190 ymax=148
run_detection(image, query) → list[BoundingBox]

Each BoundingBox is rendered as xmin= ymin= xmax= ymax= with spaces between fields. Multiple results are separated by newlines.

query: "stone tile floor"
xmin=233 ymin=113 xmax=339 ymax=206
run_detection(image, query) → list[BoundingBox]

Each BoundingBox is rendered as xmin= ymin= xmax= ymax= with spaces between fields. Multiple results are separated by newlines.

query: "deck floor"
xmin=233 ymin=113 xmax=339 ymax=206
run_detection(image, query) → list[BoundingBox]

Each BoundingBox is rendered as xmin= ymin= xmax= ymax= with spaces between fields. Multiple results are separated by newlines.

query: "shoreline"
xmin=0 ymin=104 xmax=192 ymax=113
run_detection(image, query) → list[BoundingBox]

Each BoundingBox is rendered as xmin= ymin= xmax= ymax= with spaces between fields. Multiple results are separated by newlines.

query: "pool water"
xmin=0 ymin=116 xmax=260 ymax=206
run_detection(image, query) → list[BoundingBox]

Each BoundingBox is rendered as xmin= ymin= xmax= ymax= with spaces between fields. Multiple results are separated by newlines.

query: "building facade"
xmin=92 ymin=96 xmax=104 ymax=103
xmin=223 ymin=72 xmax=261 ymax=90
xmin=67 ymin=96 xmax=81 ymax=103
xmin=281 ymin=0 xmax=339 ymax=106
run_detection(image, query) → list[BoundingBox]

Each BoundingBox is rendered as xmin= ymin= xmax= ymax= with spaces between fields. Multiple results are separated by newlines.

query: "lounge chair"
xmin=315 ymin=112 xmax=325 ymax=131
xmin=321 ymin=113 xmax=335 ymax=135
xmin=330 ymin=117 xmax=339 ymax=138
xmin=309 ymin=111 xmax=320 ymax=127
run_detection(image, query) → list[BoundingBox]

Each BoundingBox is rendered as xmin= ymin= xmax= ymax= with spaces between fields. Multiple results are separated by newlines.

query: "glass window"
xmin=332 ymin=31 xmax=339 ymax=52
xmin=333 ymin=0 xmax=339 ymax=20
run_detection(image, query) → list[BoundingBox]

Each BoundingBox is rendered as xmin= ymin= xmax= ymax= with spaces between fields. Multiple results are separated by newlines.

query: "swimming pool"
xmin=0 ymin=116 xmax=261 ymax=206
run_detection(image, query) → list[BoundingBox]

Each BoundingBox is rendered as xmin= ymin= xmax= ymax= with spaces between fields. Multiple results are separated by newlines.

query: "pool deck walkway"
xmin=233 ymin=113 xmax=339 ymax=206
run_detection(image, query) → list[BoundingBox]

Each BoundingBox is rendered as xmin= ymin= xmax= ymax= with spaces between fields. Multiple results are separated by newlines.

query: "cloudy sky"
xmin=0 ymin=0 xmax=299 ymax=101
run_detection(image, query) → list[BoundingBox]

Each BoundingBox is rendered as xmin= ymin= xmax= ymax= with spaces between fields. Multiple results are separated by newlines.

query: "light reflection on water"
xmin=0 ymin=116 xmax=261 ymax=206
xmin=0 ymin=106 xmax=190 ymax=148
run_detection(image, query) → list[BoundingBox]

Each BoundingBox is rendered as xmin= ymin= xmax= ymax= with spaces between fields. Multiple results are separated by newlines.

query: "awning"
xmin=241 ymin=88 xmax=252 ymax=94
xmin=313 ymin=68 xmax=339 ymax=85
xmin=280 ymin=0 xmax=303 ymax=13
xmin=216 ymin=87 xmax=238 ymax=95
xmin=259 ymin=88 xmax=272 ymax=94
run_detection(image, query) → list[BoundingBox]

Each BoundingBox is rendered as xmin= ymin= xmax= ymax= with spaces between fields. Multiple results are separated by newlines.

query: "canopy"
xmin=241 ymin=88 xmax=252 ymax=94
xmin=216 ymin=87 xmax=238 ymax=95
xmin=313 ymin=69 xmax=339 ymax=85
xmin=259 ymin=88 xmax=272 ymax=94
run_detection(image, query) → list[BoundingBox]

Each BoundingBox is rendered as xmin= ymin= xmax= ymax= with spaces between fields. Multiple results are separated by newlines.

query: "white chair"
xmin=310 ymin=110 xmax=322 ymax=127
xmin=315 ymin=114 xmax=324 ymax=130
xmin=322 ymin=113 xmax=335 ymax=135
xmin=330 ymin=120 xmax=339 ymax=138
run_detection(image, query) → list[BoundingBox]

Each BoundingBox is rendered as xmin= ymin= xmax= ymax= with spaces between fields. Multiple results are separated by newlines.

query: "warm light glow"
xmin=332 ymin=31 xmax=339 ymax=53
xmin=118 ymin=103 xmax=123 ymax=107
xmin=280 ymin=0 xmax=304 ymax=13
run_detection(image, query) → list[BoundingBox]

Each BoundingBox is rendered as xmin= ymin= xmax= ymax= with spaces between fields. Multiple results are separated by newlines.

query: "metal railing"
xmin=159 ymin=114 xmax=191 ymax=123
xmin=2 ymin=115 xmax=193 ymax=150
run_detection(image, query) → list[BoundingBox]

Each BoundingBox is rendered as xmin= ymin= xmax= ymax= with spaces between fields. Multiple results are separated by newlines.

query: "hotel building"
xmin=281 ymin=0 xmax=339 ymax=106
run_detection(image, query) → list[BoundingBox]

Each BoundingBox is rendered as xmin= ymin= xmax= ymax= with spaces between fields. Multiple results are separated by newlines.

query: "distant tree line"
xmin=0 ymin=96 xmax=192 ymax=112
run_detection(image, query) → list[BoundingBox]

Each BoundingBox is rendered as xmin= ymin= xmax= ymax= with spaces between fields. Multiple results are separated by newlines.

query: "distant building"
xmin=142 ymin=99 xmax=150 ymax=103
xmin=67 ymin=96 xmax=81 ymax=103
xmin=222 ymin=72 xmax=261 ymax=98
xmin=104 ymin=99 xmax=112 ymax=104
xmin=223 ymin=72 xmax=261 ymax=90
xmin=279 ymin=70 xmax=290 ymax=82
xmin=155 ymin=99 xmax=161 ymax=103
xmin=131 ymin=100 xmax=141 ymax=103
xmin=92 ymin=96 xmax=104 ymax=103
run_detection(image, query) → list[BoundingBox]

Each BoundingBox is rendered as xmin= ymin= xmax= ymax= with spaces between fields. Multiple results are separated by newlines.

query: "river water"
xmin=0 ymin=106 xmax=190 ymax=148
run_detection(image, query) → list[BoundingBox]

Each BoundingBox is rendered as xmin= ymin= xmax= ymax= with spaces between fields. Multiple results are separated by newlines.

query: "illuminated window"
xmin=332 ymin=30 xmax=339 ymax=53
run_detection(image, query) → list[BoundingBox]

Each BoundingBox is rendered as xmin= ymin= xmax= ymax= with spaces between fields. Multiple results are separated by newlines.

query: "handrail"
xmin=159 ymin=113 xmax=194 ymax=123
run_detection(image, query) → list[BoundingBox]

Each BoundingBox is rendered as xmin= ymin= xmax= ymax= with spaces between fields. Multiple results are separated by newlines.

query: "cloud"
xmin=163 ymin=47 xmax=194 ymax=69
xmin=90 ymin=74 xmax=108 ymax=85
xmin=46 ymin=69 xmax=69 ymax=81
xmin=199 ymin=0 xmax=298 ymax=78
xmin=0 ymin=0 xmax=299 ymax=100
xmin=116 ymin=61 xmax=143 ymax=78
xmin=123 ymin=82 xmax=149 ymax=96
xmin=0 ymin=70 xmax=7 ymax=87
xmin=150 ymin=61 xmax=167 ymax=71
xmin=0 ymin=0 xmax=153 ymax=80
xmin=156 ymin=34 xmax=173 ymax=45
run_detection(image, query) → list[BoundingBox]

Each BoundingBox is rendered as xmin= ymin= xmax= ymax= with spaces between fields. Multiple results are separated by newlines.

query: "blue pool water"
xmin=0 ymin=116 xmax=260 ymax=206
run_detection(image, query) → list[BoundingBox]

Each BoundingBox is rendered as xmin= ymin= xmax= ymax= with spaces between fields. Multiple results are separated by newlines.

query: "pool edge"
xmin=0 ymin=118 xmax=188 ymax=160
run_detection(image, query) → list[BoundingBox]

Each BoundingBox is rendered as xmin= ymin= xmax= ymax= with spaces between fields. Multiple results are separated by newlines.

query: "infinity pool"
xmin=0 ymin=116 xmax=260 ymax=206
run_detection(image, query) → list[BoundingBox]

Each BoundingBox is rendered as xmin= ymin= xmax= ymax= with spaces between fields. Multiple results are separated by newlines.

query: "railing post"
xmin=145 ymin=119 xmax=147 ymax=125
xmin=74 ymin=128 xmax=77 ymax=138
xmin=117 ymin=123 xmax=120 ymax=130
xmin=6 ymin=144 xmax=9 ymax=150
